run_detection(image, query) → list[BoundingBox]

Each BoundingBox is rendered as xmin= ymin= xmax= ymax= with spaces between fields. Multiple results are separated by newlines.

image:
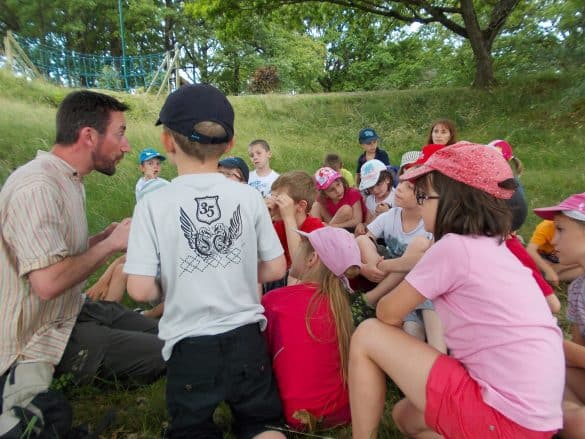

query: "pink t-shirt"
xmin=406 ymin=234 xmax=564 ymax=432
xmin=262 ymin=283 xmax=350 ymax=429
xmin=323 ymin=187 xmax=366 ymax=221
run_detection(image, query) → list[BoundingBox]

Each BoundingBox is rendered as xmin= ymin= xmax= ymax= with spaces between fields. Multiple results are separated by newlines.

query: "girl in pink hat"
xmin=262 ymin=227 xmax=360 ymax=431
xmin=310 ymin=167 xmax=366 ymax=230
xmin=534 ymin=193 xmax=585 ymax=438
xmin=349 ymin=142 xmax=564 ymax=439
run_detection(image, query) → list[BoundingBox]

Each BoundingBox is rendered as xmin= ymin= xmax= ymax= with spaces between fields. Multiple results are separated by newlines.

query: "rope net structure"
xmin=9 ymin=33 xmax=169 ymax=92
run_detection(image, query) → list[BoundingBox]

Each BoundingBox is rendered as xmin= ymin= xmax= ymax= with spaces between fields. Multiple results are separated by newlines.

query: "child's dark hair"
xmin=364 ymin=171 xmax=393 ymax=195
xmin=248 ymin=139 xmax=271 ymax=151
xmin=415 ymin=172 xmax=514 ymax=241
xmin=271 ymin=171 xmax=317 ymax=213
xmin=323 ymin=153 xmax=342 ymax=171
xmin=427 ymin=119 xmax=457 ymax=145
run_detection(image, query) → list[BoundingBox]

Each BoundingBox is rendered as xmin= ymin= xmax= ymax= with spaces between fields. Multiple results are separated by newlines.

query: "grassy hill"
xmin=1 ymin=68 xmax=584 ymax=438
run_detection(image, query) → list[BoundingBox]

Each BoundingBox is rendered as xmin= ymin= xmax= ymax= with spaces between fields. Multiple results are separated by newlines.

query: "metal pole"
xmin=117 ymin=0 xmax=129 ymax=91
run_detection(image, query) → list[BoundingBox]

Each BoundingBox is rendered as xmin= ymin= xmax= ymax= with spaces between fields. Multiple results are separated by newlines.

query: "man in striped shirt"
xmin=0 ymin=91 xmax=165 ymax=436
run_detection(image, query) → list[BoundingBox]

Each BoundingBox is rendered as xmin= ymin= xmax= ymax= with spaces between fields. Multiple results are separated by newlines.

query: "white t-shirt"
xmin=406 ymin=234 xmax=564 ymax=431
xmin=135 ymin=176 xmax=170 ymax=202
xmin=248 ymin=170 xmax=279 ymax=197
xmin=365 ymin=188 xmax=395 ymax=215
xmin=125 ymin=173 xmax=284 ymax=360
xmin=367 ymin=207 xmax=430 ymax=258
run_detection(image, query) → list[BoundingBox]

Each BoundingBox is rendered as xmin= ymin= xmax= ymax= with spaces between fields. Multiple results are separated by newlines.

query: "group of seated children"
xmin=89 ymin=84 xmax=582 ymax=439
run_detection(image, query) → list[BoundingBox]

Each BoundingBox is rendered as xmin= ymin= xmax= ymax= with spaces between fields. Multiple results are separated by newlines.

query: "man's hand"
xmin=106 ymin=218 xmax=131 ymax=253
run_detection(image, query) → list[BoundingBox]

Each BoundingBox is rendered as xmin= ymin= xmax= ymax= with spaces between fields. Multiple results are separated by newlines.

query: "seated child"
xmin=527 ymin=219 xmax=585 ymax=286
xmin=355 ymin=128 xmax=391 ymax=188
xmin=323 ymin=153 xmax=355 ymax=187
xmin=124 ymin=84 xmax=287 ymax=438
xmin=135 ymin=148 xmax=170 ymax=202
xmin=218 ymin=156 xmax=249 ymax=183
xmin=248 ymin=139 xmax=279 ymax=197
xmin=355 ymin=159 xmax=395 ymax=235
xmin=349 ymin=142 xmax=564 ymax=439
xmin=533 ymin=193 xmax=585 ymax=438
xmin=310 ymin=167 xmax=366 ymax=230
xmin=267 ymin=171 xmax=324 ymax=270
xmin=426 ymin=119 xmax=457 ymax=146
xmin=262 ymin=227 xmax=360 ymax=431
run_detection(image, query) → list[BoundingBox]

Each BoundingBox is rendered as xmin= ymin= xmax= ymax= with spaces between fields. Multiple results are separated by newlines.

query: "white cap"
xmin=359 ymin=159 xmax=388 ymax=191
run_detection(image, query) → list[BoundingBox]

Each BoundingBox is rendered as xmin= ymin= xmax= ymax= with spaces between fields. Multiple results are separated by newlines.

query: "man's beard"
xmin=92 ymin=140 xmax=118 ymax=176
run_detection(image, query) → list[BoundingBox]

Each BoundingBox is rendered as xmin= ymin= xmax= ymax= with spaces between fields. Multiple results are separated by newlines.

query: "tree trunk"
xmin=459 ymin=0 xmax=496 ymax=88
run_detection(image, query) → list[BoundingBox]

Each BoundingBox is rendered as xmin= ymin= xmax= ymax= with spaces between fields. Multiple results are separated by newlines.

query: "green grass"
xmin=1 ymin=67 xmax=584 ymax=437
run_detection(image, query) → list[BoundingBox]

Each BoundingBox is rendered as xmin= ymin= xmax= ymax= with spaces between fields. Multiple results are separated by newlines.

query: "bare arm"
xmin=376 ymin=279 xmax=427 ymax=327
xmin=127 ymin=274 xmax=161 ymax=303
xmin=526 ymin=242 xmax=558 ymax=286
xmin=378 ymin=236 xmax=432 ymax=274
xmin=258 ymin=254 xmax=287 ymax=284
xmin=564 ymin=327 xmax=585 ymax=368
xmin=276 ymin=194 xmax=301 ymax=262
xmin=545 ymin=293 xmax=561 ymax=314
xmin=28 ymin=220 xmax=130 ymax=300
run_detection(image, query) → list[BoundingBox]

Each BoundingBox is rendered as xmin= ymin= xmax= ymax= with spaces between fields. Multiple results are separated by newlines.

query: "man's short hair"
xmin=55 ymin=90 xmax=129 ymax=145
xmin=272 ymin=171 xmax=316 ymax=213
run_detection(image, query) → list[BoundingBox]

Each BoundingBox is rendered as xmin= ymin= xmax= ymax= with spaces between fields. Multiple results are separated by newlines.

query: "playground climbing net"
xmin=3 ymin=31 xmax=175 ymax=93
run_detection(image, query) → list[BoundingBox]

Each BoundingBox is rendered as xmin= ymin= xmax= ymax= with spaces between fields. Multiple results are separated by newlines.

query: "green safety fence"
xmin=12 ymin=33 xmax=167 ymax=92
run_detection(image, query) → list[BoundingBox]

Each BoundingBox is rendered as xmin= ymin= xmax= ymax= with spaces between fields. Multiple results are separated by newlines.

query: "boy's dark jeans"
xmin=166 ymin=323 xmax=284 ymax=439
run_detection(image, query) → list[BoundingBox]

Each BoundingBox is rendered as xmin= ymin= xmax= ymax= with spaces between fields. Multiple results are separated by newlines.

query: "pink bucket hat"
xmin=488 ymin=139 xmax=514 ymax=161
xmin=400 ymin=142 xmax=515 ymax=199
xmin=534 ymin=193 xmax=585 ymax=221
xmin=297 ymin=227 xmax=361 ymax=291
xmin=314 ymin=167 xmax=341 ymax=190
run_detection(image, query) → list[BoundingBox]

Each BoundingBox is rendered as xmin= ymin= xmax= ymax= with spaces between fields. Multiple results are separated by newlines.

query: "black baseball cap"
xmin=156 ymin=84 xmax=234 ymax=144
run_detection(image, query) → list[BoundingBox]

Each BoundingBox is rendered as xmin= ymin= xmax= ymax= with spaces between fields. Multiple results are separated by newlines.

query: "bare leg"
xmin=403 ymin=321 xmax=426 ymax=342
xmin=105 ymin=259 xmax=128 ymax=302
xmin=422 ymin=310 xmax=447 ymax=354
xmin=349 ymin=319 xmax=441 ymax=439
xmin=561 ymin=367 xmax=585 ymax=439
xmin=329 ymin=204 xmax=352 ymax=226
xmin=253 ymin=432 xmax=286 ymax=439
xmin=86 ymin=255 xmax=126 ymax=301
xmin=392 ymin=398 xmax=442 ymax=439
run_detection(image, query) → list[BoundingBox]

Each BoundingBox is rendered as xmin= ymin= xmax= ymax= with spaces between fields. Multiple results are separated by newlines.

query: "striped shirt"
xmin=568 ymin=275 xmax=585 ymax=337
xmin=0 ymin=151 xmax=86 ymax=375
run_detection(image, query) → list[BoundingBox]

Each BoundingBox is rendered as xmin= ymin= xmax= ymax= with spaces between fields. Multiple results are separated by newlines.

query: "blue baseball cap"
xmin=358 ymin=128 xmax=379 ymax=144
xmin=219 ymin=156 xmax=249 ymax=182
xmin=139 ymin=148 xmax=166 ymax=164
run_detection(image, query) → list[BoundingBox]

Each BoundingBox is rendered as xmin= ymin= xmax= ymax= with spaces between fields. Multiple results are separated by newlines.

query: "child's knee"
xmin=335 ymin=205 xmax=353 ymax=221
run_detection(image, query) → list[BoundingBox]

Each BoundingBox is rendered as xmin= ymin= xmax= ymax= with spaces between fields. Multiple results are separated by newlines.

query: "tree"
xmin=194 ymin=0 xmax=521 ymax=88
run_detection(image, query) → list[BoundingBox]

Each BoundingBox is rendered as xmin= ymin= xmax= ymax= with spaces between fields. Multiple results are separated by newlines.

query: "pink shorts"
xmin=424 ymin=355 xmax=556 ymax=439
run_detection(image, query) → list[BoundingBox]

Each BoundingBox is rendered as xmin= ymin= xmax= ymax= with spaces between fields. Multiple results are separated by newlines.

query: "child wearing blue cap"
xmin=135 ymin=148 xmax=170 ymax=201
xmin=355 ymin=127 xmax=391 ymax=188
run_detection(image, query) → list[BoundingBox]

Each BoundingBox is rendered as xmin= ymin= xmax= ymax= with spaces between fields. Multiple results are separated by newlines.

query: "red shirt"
xmin=262 ymin=283 xmax=350 ymax=430
xmin=273 ymin=216 xmax=324 ymax=268
xmin=323 ymin=187 xmax=366 ymax=222
xmin=506 ymin=235 xmax=553 ymax=296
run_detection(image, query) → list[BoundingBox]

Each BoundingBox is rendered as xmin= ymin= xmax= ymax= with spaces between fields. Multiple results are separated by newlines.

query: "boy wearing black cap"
xmin=124 ymin=84 xmax=287 ymax=438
